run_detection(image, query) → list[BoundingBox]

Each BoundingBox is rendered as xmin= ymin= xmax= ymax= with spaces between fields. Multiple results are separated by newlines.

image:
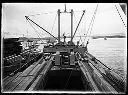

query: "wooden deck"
xmin=2 ymin=52 xmax=126 ymax=93
xmin=2 ymin=56 xmax=54 ymax=91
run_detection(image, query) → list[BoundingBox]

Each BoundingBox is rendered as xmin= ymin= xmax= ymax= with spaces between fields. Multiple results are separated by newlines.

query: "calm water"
xmin=87 ymin=38 xmax=127 ymax=78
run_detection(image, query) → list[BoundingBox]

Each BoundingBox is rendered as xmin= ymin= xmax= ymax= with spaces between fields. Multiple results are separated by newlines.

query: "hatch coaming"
xmin=43 ymin=45 xmax=87 ymax=54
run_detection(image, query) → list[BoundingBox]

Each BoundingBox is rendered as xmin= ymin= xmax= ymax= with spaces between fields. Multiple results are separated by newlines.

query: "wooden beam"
xmin=78 ymin=61 xmax=99 ymax=91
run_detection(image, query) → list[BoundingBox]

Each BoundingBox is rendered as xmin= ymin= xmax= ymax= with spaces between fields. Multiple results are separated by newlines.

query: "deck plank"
xmin=29 ymin=64 xmax=41 ymax=76
xmin=3 ymin=56 xmax=52 ymax=91
xmin=39 ymin=60 xmax=53 ymax=75
xmin=3 ymin=72 xmax=22 ymax=89
xmin=12 ymin=61 xmax=46 ymax=91
xmin=13 ymin=77 xmax=30 ymax=91
xmin=20 ymin=57 xmax=44 ymax=77
xmin=20 ymin=64 xmax=37 ymax=77
xmin=4 ymin=76 xmax=25 ymax=91
xmin=40 ymin=56 xmax=54 ymax=75
xmin=34 ymin=61 xmax=46 ymax=74
xmin=20 ymin=76 xmax=35 ymax=90
xmin=36 ymin=56 xmax=44 ymax=64
xmin=3 ymin=76 xmax=10 ymax=82
xmin=78 ymin=61 xmax=99 ymax=91
xmin=28 ymin=75 xmax=43 ymax=91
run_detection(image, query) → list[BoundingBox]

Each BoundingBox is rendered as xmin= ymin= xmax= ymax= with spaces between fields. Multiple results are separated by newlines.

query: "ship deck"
xmin=2 ymin=52 xmax=126 ymax=93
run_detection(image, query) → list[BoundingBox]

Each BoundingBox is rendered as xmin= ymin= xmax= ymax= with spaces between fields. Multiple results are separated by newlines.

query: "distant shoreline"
xmin=3 ymin=35 xmax=126 ymax=40
xmin=92 ymin=35 xmax=126 ymax=39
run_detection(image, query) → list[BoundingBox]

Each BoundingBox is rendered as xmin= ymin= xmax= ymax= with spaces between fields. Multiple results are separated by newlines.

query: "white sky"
xmin=2 ymin=3 xmax=127 ymax=38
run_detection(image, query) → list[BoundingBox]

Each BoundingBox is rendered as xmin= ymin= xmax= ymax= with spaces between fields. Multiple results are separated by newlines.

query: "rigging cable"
xmin=72 ymin=10 xmax=85 ymax=40
xmin=88 ymin=4 xmax=99 ymax=41
xmin=79 ymin=33 xmax=83 ymax=43
xmin=25 ymin=17 xmax=28 ymax=37
xmin=63 ymin=11 xmax=86 ymax=87
xmin=79 ymin=14 xmax=85 ymax=44
xmin=82 ymin=15 xmax=95 ymax=43
xmin=73 ymin=11 xmax=84 ymax=44
xmin=83 ymin=4 xmax=99 ymax=44
xmin=64 ymin=69 xmax=73 ymax=89
xmin=64 ymin=12 xmax=83 ymax=86
xmin=25 ymin=16 xmax=58 ymax=40
xmin=115 ymin=4 xmax=127 ymax=28
xmin=50 ymin=13 xmax=57 ymax=34
xmin=73 ymin=12 xmax=81 ymax=42
xmin=80 ymin=13 xmax=86 ymax=45
xmin=27 ymin=19 xmax=41 ymax=38
xmin=28 ymin=12 xmax=57 ymax=36
xmin=27 ymin=19 xmax=45 ymax=43
xmin=28 ymin=11 xmax=56 ymax=17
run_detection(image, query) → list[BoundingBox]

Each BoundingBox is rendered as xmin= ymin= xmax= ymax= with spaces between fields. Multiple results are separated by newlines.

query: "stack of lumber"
xmin=3 ymin=56 xmax=54 ymax=91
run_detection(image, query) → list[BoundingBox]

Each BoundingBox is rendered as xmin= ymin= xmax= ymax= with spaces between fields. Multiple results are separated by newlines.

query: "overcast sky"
xmin=2 ymin=3 xmax=127 ymax=38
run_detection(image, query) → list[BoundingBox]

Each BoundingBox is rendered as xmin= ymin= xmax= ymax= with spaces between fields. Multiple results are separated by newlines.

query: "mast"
xmin=58 ymin=9 xmax=60 ymax=43
xmin=72 ymin=10 xmax=85 ymax=40
xmin=58 ymin=6 xmax=73 ymax=43
xmin=71 ymin=9 xmax=73 ymax=42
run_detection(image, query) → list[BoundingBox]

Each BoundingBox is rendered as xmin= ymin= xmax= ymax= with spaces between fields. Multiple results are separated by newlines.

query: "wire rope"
xmin=73 ymin=12 xmax=83 ymax=44
xmin=50 ymin=13 xmax=57 ymax=35
xmin=115 ymin=4 xmax=127 ymax=28
xmin=27 ymin=19 xmax=45 ymax=43
xmin=83 ymin=4 xmax=99 ymax=44
xmin=63 ymin=69 xmax=73 ymax=89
